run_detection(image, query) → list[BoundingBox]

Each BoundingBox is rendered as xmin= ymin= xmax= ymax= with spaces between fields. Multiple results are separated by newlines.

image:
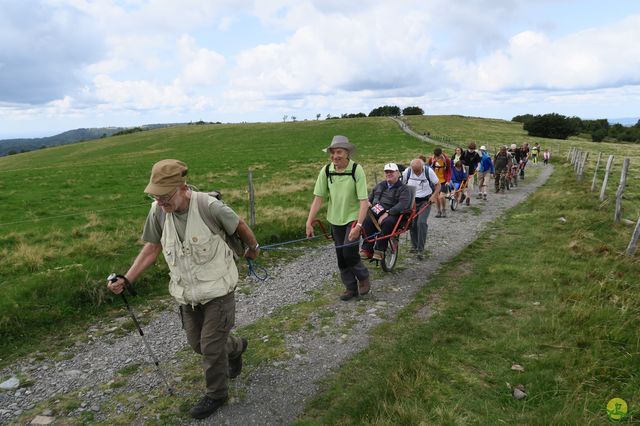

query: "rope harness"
xmin=245 ymin=201 xmax=433 ymax=281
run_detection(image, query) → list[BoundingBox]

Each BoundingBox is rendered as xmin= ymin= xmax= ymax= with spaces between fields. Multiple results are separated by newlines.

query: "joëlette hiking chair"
xmin=311 ymin=187 xmax=431 ymax=272
xmin=447 ymin=177 xmax=468 ymax=211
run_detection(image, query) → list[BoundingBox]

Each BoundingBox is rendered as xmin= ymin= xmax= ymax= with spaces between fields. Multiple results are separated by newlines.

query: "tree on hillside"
xmin=402 ymin=106 xmax=424 ymax=116
xmin=316 ymin=113 xmax=321 ymax=120
xmin=512 ymin=114 xmax=534 ymax=125
xmin=591 ymin=128 xmax=608 ymax=142
xmin=282 ymin=115 xmax=288 ymax=122
xmin=369 ymin=105 xmax=401 ymax=117
xmin=292 ymin=116 xmax=297 ymax=122
xmin=522 ymin=113 xmax=579 ymax=139
xmin=340 ymin=112 xmax=367 ymax=119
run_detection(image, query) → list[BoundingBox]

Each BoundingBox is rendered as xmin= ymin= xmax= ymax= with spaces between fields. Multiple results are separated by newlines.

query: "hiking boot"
xmin=465 ymin=197 xmax=470 ymax=206
xmin=441 ymin=211 xmax=447 ymax=218
xmin=359 ymin=249 xmax=373 ymax=260
xmin=358 ymin=278 xmax=370 ymax=296
xmin=189 ymin=395 xmax=227 ymax=419
xmin=483 ymin=194 xmax=487 ymax=200
xmin=435 ymin=211 xmax=442 ymax=218
xmin=229 ymin=337 xmax=248 ymax=379
xmin=476 ymin=194 xmax=483 ymax=199
xmin=340 ymin=289 xmax=358 ymax=301
xmin=372 ymin=250 xmax=384 ymax=261
xmin=416 ymin=253 xmax=424 ymax=261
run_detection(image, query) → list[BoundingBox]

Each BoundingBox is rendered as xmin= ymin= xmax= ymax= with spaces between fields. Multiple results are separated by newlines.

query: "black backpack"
xmin=325 ymin=162 xmax=359 ymax=183
xmin=403 ymin=167 xmax=436 ymax=194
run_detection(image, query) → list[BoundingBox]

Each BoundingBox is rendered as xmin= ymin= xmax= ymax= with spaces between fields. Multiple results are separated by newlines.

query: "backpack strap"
xmin=196 ymin=192 xmax=225 ymax=237
xmin=155 ymin=203 xmax=165 ymax=230
xmin=154 ymin=192 xmax=224 ymax=237
xmin=325 ymin=162 xmax=358 ymax=184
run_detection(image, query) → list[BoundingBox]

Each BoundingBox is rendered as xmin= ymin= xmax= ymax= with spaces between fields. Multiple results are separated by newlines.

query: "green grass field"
xmin=0 ymin=117 xmax=427 ymax=366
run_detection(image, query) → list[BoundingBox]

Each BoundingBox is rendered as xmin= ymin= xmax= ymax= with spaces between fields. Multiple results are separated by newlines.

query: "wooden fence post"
xmin=626 ymin=216 xmax=640 ymax=256
xmin=577 ymin=151 xmax=589 ymax=181
xmin=599 ymin=155 xmax=614 ymax=201
xmin=614 ymin=158 xmax=630 ymax=223
xmin=566 ymin=147 xmax=573 ymax=161
xmin=247 ymin=169 xmax=256 ymax=227
xmin=591 ymin=152 xmax=602 ymax=192
xmin=573 ymin=151 xmax=582 ymax=173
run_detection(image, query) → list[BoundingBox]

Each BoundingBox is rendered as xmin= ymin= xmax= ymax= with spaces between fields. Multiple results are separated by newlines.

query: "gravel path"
xmin=0 ymin=150 xmax=553 ymax=425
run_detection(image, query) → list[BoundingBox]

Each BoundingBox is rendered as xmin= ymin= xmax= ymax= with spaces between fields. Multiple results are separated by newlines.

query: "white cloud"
xmin=227 ymin=2 xmax=433 ymax=103
xmin=441 ymin=14 xmax=640 ymax=92
xmin=93 ymin=74 xmax=190 ymax=109
xmin=174 ymin=35 xmax=226 ymax=88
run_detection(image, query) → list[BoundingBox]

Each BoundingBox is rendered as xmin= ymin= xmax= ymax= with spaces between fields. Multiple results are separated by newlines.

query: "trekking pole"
xmin=107 ymin=273 xmax=174 ymax=395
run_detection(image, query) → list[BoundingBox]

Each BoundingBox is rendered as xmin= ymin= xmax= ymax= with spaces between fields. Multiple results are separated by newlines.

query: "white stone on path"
xmin=30 ymin=415 xmax=55 ymax=425
xmin=0 ymin=377 xmax=20 ymax=390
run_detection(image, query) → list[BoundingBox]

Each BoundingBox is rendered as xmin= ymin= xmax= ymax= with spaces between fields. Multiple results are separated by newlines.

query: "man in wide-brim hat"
xmin=306 ymin=135 xmax=371 ymax=301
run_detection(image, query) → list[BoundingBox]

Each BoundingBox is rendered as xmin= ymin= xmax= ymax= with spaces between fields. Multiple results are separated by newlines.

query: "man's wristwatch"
xmin=354 ymin=223 xmax=362 ymax=228
xmin=250 ymin=243 xmax=260 ymax=251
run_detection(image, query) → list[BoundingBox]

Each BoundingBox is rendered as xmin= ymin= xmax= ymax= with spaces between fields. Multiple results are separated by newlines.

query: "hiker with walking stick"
xmin=106 ymin=159 xmax=259 ymax=420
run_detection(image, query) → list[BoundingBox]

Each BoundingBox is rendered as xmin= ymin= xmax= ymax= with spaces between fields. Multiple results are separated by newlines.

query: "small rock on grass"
xmin=512 ymin=384 xmax=527 ymax=400
xmin=511 ymin=364 xmax=525 ymax=372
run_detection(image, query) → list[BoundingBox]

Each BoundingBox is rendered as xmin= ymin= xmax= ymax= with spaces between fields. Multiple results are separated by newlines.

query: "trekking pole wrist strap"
xmin=115 ymin=274 xmax=131 ymax=287
xmin=117 ymin=274 xmax=137 ymax=296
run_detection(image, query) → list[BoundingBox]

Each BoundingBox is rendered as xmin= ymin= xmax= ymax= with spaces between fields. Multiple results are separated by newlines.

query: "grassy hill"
xmin=0 ymin=117 xmax=425 ymax=364
xmin=0 ymin=124 xmax=181 ymax=157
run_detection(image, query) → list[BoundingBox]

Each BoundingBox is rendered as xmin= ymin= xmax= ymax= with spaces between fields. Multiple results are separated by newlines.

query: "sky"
xmin=1 ymin=0 xmax=639 ymax=138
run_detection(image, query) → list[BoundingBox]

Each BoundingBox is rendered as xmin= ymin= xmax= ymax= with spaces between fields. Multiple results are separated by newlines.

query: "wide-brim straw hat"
xmin=323 ymin=135 xmax=356 ymax=156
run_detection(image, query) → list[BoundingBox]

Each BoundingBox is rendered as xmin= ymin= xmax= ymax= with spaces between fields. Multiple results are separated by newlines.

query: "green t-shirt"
xmin=142 ymin=197 xmax=240 ymax=244
xmin=313 ymin=160 xmax=368 ymax=225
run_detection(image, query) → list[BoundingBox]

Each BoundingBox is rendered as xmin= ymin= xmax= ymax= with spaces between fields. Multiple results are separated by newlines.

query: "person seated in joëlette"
xmin=359 ymin=163 xmax=413 ymax=261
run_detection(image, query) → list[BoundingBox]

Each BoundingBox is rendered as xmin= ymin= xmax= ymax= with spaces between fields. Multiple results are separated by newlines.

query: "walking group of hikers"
xmin=306 ymin=136 xmax=550 ymax=302
xmin=105 ymin=135 xmax=550 ymax=419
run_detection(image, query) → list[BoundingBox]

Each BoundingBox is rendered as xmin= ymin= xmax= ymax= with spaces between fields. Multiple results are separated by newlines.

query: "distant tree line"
xmin=319 ymin=105 xmax=424 ymax=121
xmin=513 ymin=113 xmax=640 ymax=142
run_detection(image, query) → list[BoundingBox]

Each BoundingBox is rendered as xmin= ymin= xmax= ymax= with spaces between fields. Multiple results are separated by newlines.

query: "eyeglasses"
xmin=148 ymin=187 xmax=179 ymax=204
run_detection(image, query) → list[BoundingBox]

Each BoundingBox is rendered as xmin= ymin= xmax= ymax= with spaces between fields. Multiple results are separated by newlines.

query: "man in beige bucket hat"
xmin=107 ymin=159 xmax=260 ymax=419
xmin=307 ymin=135 xmax=371 ymax=301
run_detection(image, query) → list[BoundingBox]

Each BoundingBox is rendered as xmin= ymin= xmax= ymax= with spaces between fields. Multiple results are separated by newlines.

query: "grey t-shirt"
xmin=141 ymin=197 xmax=240 ymax=244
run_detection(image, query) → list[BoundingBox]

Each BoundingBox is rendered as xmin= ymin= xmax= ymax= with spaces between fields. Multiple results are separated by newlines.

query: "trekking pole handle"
xmin=107 ymin=273 xmax=137 ymax=296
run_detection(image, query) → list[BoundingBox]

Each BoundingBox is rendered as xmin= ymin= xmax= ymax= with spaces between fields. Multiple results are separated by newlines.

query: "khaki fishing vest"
xmin=161 ymin=192 xmax=238 ymax=305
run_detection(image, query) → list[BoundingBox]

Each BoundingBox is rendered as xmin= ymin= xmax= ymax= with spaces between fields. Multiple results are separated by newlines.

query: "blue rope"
xmin=246 ymin=259 xmax=269 ymax=281
xmin=245 ymin=231 xmax=382 ymax=282
xmin=260 ymin=235 xmax=321 ymax=250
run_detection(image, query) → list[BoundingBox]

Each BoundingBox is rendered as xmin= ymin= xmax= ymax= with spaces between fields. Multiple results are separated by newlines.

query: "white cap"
xmin=384 ymin=162 xmax=399 ymax=172
xmin=510 ymin=144 xmax=517 ymax=149
xmin=479 ymin=145 xmax=487 ymax=151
